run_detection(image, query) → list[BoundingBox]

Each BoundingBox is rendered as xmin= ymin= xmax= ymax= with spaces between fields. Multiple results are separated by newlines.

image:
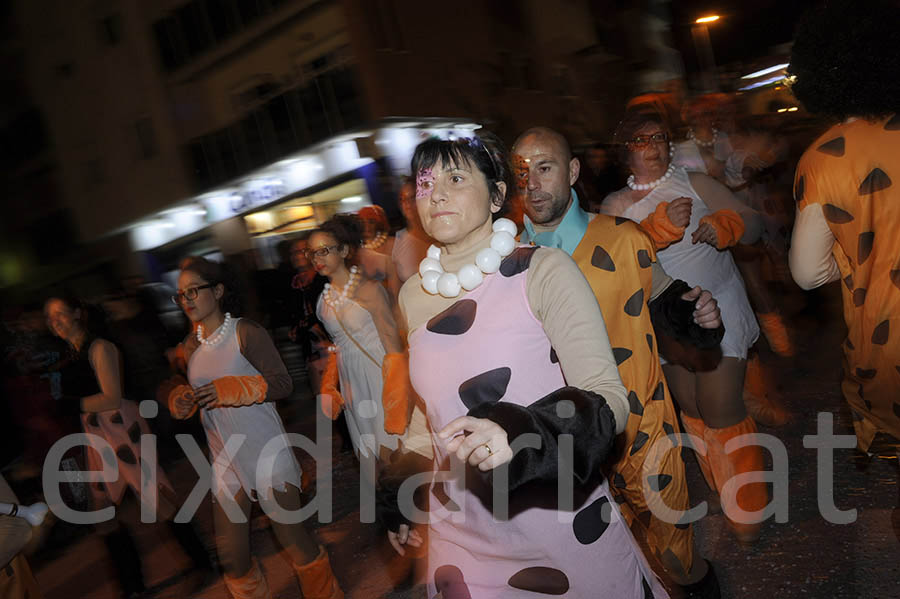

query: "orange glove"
xmin=168 ymin=384 xmax=198 ymax=419
xmin=640 ymin=201 xmax=687 ymax=249
xmin=210 ymin=375 xmax=268 ymax=407
xmin=320 ymin=351 xmax=344 ymax=420
xmin=699 ymin=209 xmax=745 ymax=249
xmin=382 ymin=352 xmax=413 ymax=435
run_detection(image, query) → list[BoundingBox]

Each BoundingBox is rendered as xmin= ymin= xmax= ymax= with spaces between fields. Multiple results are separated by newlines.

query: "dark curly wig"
xmin=788 ymin=0 xmax=900 ymax=120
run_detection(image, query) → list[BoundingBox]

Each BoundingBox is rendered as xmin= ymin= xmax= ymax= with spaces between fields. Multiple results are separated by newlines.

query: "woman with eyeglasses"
xmin=168 ymin=256 xmax=343 ymax=599
xmin=44 ymin=296 xmax=213 ymax=599
xmin=601 ymin=105 xmax=768 ymax=545
xmin=308 ymin=215 xmax=418 ymax=466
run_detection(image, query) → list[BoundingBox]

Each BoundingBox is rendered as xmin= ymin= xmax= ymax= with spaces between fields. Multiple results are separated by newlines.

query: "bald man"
xmin=514 ymin=127 xmax=721 ymax=594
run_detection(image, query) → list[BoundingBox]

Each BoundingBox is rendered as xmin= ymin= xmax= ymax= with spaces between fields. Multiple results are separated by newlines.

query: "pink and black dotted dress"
xmin=408 ymin=247 xmax=667 ymax=599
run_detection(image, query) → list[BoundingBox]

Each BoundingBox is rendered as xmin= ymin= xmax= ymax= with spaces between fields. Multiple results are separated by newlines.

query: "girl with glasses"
xmin=168 ymin=257 xmax=343 ymax=599
xmin=308 ymin=215 xmax=420 ymax=467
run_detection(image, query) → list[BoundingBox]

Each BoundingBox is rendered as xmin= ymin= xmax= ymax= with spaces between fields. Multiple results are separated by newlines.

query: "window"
xmin=135 ymin=117 xmax=158 ymax=159
xmin=98 ymin=14 xmax=123 ymax=46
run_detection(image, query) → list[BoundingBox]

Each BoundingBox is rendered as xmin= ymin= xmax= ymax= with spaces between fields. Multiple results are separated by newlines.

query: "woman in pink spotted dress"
xmin=380 ymin=133 xmax=668 ymax=598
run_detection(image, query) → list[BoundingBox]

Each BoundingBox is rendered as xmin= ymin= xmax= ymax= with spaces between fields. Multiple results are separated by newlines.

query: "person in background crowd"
xmin=168 ymin=256 xmax=344 ymax=599
xmin=602 ymin=106 xmax=769 ymax=544
xmin=675 ymin=99 xmax=796 ymax=420
xmin=310 ymin=216 xmax=421 ymax=469
xmin=45 ymin=296 xmax=213 ymax=599
xmin=357 ymin=205 xmax=402 ymax=299
xmin=391 ymin=178 xmax=434 ymax=286
xmin=0 ymin=474 xmax=43 ymax=599
xmin=788 ymin=0 xmax=900 ymax=463
xmin=514 ymin=126 xmax=722 ymax=596
xmin=385 ymin=131 xmax=669 ymax=597
xmin=287 ymin=234 xmax=330 ymax=385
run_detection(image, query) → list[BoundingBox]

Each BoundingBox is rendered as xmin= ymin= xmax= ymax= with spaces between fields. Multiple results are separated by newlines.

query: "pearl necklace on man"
xmin=627 ymin=143 xmax=677 ymax=191
xmin=323 ymin=265 xmax=359 ymax=309
xmin=688 ymin=128 xmax=718 ymax=148
xmin=197 ymin=312 xmax=233 ymax=347
xmin=418 ymin=218 xmax=517 ymax=298
xmin=362 ymin=232 xmax=387 ymax=250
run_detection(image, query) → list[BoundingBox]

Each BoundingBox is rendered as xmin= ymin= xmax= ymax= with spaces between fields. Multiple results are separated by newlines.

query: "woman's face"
xmin=307 ymin=232 xmax=348 ymax=279
xmin=44 ymin=299 xmax=80 ymax=342
xmin=627 ymin=121 xmax=671 ymax=180
xmin=415 ymin=157 xmax=505 ymax=248
xmin=175 ymin=270 xmax=223 ymax=323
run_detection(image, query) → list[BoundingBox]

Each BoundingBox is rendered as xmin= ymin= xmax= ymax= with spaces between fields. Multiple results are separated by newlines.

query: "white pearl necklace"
xmin=688 ymin=128 xmax=718 ymax=148
xmin=362 ymin=232 xmax=387 ymax=250
xmin=197 ymin=312 xmax=233 ymax=347
xmin=323 ymin=266 xmax=359 ymax=309
xmin=627 ymin=163 xmax=676 ymax=191
xmin=418 ymin=218 xmax=517 ymax=298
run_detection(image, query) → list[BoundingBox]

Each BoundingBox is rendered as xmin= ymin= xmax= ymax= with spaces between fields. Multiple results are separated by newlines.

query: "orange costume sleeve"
xmin=320 ymin=350 xmax=344 ymax=420
xmin=382 ymin=352 xmax=412 ymax=435
xmin=210 ymin=375 xmax=268 ymax=407
xmin=699 ymin=209 xmax=745 ymax=249
xmin=639 ymin=201 xmax=686 ymax=249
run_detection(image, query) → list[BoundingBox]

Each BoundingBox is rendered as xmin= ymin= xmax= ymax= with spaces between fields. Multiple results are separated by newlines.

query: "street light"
xmin=692 ymin=15 xmax=721 ymax=91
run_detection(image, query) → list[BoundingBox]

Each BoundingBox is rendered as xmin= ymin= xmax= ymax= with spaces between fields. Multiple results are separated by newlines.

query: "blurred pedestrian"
xmin=602 ymin=106 xmax=769 ymax=544
xmin=45 ymin=296 xmax=213 ymax=598
xmin=788 ymin=0 xmax=900 ymax=455
xmin=357 ymin=205 xmax=402 ymax=299
xmin=168 ymin=257 xmax=344 ymax=599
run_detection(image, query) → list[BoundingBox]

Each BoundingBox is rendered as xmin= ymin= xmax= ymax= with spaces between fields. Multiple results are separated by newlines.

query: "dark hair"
xmin=178 ymin=256 xmax=242 ymax=316
xmin=311 ymin=213 xmax=363 ymax=257
xmin=613 ymin=104 xmax=671 ymax=165
xmin=44 ymin=295 xmax=111 ymax=342
xmin=410 ymin=132 xmax=511 ymax=212
xmin=788 ymin=0 xmax=900 ymax=120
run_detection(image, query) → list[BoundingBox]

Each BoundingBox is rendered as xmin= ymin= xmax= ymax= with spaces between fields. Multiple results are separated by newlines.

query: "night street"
xmin=28 ymin=283 xmax=899 ymax=599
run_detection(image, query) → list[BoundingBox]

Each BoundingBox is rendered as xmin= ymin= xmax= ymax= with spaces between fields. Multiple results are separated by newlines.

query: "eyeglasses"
xmin=626 ymin=132 xmax=668 ymax=148
xmin=304 ymin=245 xmax=340 ymax=260
xmin=171 ymin=284 xmax=215 ymax=305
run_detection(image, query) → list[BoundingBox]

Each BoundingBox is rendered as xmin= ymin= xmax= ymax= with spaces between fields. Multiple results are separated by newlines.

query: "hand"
xmin=193 ymin=383 xmax=218 ymax=408
xmin=681 ymin=286 xmax=721 ymax=329
xmin=438 ymin=416 xmax=512 ymax=471
xmin=666 ymin=197 xmax=693 ymax=228
xmin=691 ymin=222 xmax=719 ymax=247
xmin=388 ymin=523 xmax=424 ymax=556
xmin=170 ymin=384 xmax=197 ymax=419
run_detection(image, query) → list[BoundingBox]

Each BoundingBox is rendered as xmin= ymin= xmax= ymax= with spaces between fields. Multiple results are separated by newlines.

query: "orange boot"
xmin=757 ymin=311 xmax=794 ymax=357
xmin=293 ymin=546 xmax=344 ymax=599
xmin=703 ymin=417 xmax=768 ymax=544
xmin=223 ymin=559 xmax=272 ymax=599
xmin=743 ymin=354 xmax=791 ymax=427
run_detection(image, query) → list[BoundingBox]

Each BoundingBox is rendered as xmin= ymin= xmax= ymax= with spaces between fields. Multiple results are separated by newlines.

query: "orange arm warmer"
xmin=699 ymin=209 xmax=745 ymax=249
xmin=211 ymin=375 xmax=268 ymax=408
xmin=639 ymin=201 xmax=686 ymax=249
xmin=381 ymin=352 xmax=412 ymax=435
xmin=320 ymin=351 xmax=344 ymax=420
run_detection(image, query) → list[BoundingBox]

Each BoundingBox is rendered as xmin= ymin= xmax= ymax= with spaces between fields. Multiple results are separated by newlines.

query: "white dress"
xmin=317 ymin=296 xmax=405 ymax=458
xmin=188 ymin=318 xmax=302 ymax=501
xmin=622 ymin=166 xmax=759 ymax=359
